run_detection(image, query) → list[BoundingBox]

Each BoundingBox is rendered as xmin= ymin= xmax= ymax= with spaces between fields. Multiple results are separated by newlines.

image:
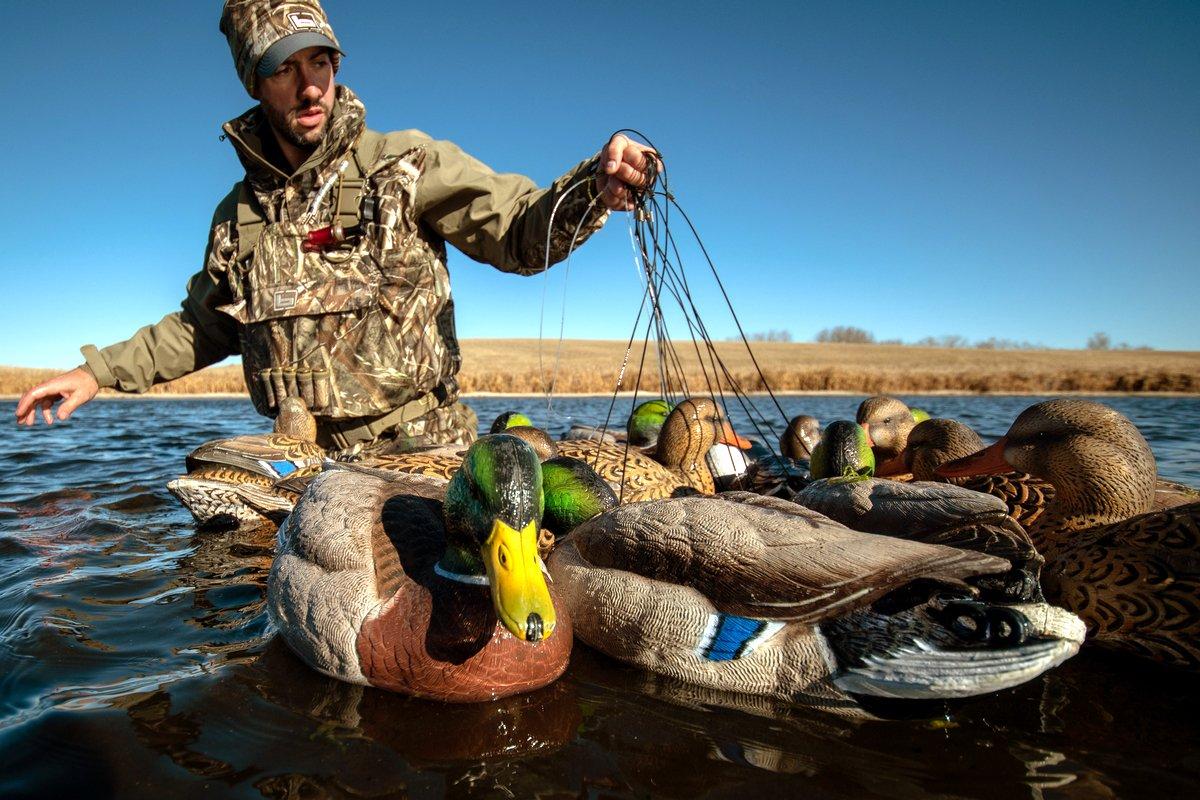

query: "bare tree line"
xmin=729 ymin=326 xmax=1154 ymax=351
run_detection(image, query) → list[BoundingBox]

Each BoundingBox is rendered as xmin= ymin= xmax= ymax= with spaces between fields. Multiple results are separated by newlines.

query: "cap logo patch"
xmin=287 ymin=12 xmax=321 ymax=31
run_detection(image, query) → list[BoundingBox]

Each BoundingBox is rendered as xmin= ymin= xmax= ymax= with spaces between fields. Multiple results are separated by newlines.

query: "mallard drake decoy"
xmin=167 ymin=397 xmax=324 ymax=527
xmin=555 ymin=397 xmax=751 ymax=502
xmin=561 ymin=398 xmax=674 ymax=448
xmin=490 ymin=412 xmax=534 ymax=433
xmin=548 ymin=491 xmax=1084 ymax=700
xmin=342 ymin=424 xmax=559 ymax=482
xmin=268 ymin=434 xmax=572 ymax=701
xmin=905 ymin=418 xmax=1056 ymax=530
xmin=938 ymin=398 xmax=1200 ymax=669
xmin=856 ymin=396 xmax=920 ymax=477
xmin=809 ymin=420 xmax=875 ymax=480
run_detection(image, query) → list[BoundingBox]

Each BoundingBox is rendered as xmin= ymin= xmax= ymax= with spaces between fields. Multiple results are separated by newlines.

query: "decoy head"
xmin=936 ymin=400 xmax=1156 ymax=516
xmin=810 ymin=420 xmax=875 ymax=480
xmin=540 ymin=456 xmax=619 ymax=537
xmin=856 ymin=396 xmax=918 ymax=472
xmin=442 ymin=434 xmax=556 ymax=642
xmin=626 ymin=399 xmax=674 ymax=448
xmin=503 ymin=426 xmax=559 ymax=461
xmin=655 ymin=397 xmax=753 ymax=469
xmin=780 ymin=414 xmax=821 ymax=461
xmin=275 ymin=396 xmax=318 ymax=442
xmin=904 ymin=418 xmax=985 ymax=483
xmin=490 ymin=411 xmax=533 ymax=433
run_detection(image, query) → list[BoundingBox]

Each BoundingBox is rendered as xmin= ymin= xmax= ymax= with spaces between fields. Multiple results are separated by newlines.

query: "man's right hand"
xmin=15 ymin=368 xmax=100 ymax=426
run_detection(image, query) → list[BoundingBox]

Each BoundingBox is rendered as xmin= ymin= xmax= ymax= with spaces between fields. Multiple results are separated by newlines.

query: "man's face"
xmin=254 ymin=46 xmax=336 ymax=151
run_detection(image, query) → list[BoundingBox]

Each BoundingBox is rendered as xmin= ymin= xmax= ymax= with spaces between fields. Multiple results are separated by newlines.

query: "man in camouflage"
xmin=15 ymin=0 xmax=656 ymax=450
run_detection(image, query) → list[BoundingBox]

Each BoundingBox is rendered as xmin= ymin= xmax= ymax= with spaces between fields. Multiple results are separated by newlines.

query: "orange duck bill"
xmin=936 ymin=437 xmax=1012 ymax=478
xmin=718 ymin=423 xmax=754 ymax=450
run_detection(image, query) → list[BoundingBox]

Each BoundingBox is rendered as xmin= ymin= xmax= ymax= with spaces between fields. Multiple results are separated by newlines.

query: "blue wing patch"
xmin=695 ymin=614 xmax=783 ymax=661
xmin=268 ymin=460 xmax=298 ymax=477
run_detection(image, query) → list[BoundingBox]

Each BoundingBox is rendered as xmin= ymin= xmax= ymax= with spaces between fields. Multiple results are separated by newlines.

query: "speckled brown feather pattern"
xmin=348 ymin=445 xmax=469 ymax=481
xmin=554 ymin=440 xmax=689 ymax=501
xmin=1041 ymin=502 xmax=1200 ymax=668
xmin=555 ymin=397 xmax=731 ymax=501
xmin=975 ymin=400 xmax=1200 ymax=669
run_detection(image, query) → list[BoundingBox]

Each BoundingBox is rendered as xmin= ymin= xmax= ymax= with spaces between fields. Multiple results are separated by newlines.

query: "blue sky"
xmin=2 ymin=1 xmax=1197 ymax=369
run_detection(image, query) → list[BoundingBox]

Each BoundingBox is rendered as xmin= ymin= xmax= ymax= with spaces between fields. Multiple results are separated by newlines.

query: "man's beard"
xmin=264 ymin=99 xmax=331 ymax=152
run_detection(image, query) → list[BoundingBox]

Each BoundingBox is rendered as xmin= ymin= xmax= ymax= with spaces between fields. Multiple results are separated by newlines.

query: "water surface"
xmin=1 ymin=395 xmax=1197 ymax=799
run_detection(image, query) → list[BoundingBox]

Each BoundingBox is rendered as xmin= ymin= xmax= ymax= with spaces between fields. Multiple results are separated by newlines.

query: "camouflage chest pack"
xmin=218 ymin=129 xmax=462 ymax=422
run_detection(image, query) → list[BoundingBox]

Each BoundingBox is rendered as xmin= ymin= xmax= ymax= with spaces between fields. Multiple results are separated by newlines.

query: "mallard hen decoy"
xmin=548 ymin=491 xmax=1084 ymax=700
xmin=780 ymin=415 xmax=821 ymax=462
xmin=938 ymin=398 xmax=1200 ymax=669
xmin=167 ymin=397 xmax=324 ymax=527
xmin=555 ymin=397 xmax=751 ymax=502
xmin=856 ymin=396 xmax=920 ymax=478
xmin=268 ymin=434 xmax=571 ymax=701
xmin=905 ymin=418 xmax=1056 ymax=530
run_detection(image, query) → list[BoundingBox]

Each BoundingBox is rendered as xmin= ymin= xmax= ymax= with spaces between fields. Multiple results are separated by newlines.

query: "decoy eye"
xmin=499 ymin=548 xmax=509 ymax=568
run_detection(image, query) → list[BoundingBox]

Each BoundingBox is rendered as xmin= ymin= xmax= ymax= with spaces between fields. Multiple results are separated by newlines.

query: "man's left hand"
xmin=596 ymin=134 xmax=660 ymax=212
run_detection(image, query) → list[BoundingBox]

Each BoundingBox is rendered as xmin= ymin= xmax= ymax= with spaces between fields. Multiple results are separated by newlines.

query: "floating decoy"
xmin=548 ymin=491 xmax=1084 ymax=700
xmin=938 ymin=399 xmax=1200 ymax=669
xmin=268 ymin=434 xmax=572 ymax=701
xmin=167 ymin=397 xmax=324 ymax=527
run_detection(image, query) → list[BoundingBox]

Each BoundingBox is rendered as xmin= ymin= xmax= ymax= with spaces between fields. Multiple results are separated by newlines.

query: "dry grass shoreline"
xmin=3 ymin=339 xmax=1198 ymax=398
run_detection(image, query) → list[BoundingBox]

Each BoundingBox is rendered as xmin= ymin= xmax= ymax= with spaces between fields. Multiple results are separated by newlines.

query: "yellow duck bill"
xmin=483 ymin=518 xmax=556 ymax=642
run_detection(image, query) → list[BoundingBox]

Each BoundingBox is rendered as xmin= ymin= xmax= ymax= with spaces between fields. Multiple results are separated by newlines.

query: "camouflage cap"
xmin=220 ymin=0 xmax=343 ymax=94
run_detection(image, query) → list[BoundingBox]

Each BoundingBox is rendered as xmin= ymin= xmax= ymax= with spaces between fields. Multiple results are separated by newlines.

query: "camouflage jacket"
xmin=80 ymin=85 xmax=607 ymax=421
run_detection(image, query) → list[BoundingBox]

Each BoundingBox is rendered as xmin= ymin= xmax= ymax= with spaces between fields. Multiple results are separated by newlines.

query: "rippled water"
xmin=1 ymin=394 xmax=1197 ymax=799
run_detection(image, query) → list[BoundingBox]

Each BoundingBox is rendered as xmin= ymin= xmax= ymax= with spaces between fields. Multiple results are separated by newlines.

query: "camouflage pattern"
xmin=220 ymin=0 xmax=341 ymax=94
xmin=322 ymin=400 xmax=479 ymax=453
xmin=81 ymin=84 xmax=608 ymax=450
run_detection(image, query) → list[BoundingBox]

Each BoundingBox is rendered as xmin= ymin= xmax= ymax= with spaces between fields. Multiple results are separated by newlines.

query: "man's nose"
xmin=297 ymin=66 xmax=327 ymax=99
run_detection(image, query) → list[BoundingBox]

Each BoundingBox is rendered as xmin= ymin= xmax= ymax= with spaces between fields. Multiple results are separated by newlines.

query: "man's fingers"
xmin=611 ymin=160 xmax=655 ymax=189
xmin=40 ymin=398 xmax=55 ymax=426
xmin=58 ymin=391 xmax=85 ymax=421
xmin=601 ymin=134 xmax=629 ymax=175
xmin=14 ymin=385 xmax=46 ymax=419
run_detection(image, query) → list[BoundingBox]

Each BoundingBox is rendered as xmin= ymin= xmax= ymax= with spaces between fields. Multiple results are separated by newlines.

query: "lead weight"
xmin=283 ymin=367 xmax=299 ymax=399
xmin=258 ymin=369 xmax=277 ymax=409
xmin=314 ymin=369 xmax=331 ymax=411
xmin=297 ymin=369 xmax=315 ymax=408
xmin=270 ymin=368 xmax=287 ymax=407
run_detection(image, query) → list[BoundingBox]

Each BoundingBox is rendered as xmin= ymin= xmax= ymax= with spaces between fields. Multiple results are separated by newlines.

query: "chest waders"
xmin=231 ymin=131 xmax=460 ymax=449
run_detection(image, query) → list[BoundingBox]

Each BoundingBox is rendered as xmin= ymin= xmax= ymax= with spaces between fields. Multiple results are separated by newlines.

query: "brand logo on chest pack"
xmin=287 ymin=12 xmax=320 ymax=30
xmin=273 ymin=288 xmax=299 ymax=311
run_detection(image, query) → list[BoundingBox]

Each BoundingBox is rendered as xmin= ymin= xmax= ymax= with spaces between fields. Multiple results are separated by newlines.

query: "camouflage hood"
xmin=221 ymin=84 xmax=366 ymax=194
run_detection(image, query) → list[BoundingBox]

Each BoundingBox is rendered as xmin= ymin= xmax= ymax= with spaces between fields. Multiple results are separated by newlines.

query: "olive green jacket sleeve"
xmin=79 ymin=190 xmax=243 ymax=392
xmin=410 ymin=133 xmax=610 ymax=276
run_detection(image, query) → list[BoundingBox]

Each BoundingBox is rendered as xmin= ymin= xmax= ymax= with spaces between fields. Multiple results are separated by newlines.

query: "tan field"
xmin=3 ymin=340 xmax=1198 ymax=398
